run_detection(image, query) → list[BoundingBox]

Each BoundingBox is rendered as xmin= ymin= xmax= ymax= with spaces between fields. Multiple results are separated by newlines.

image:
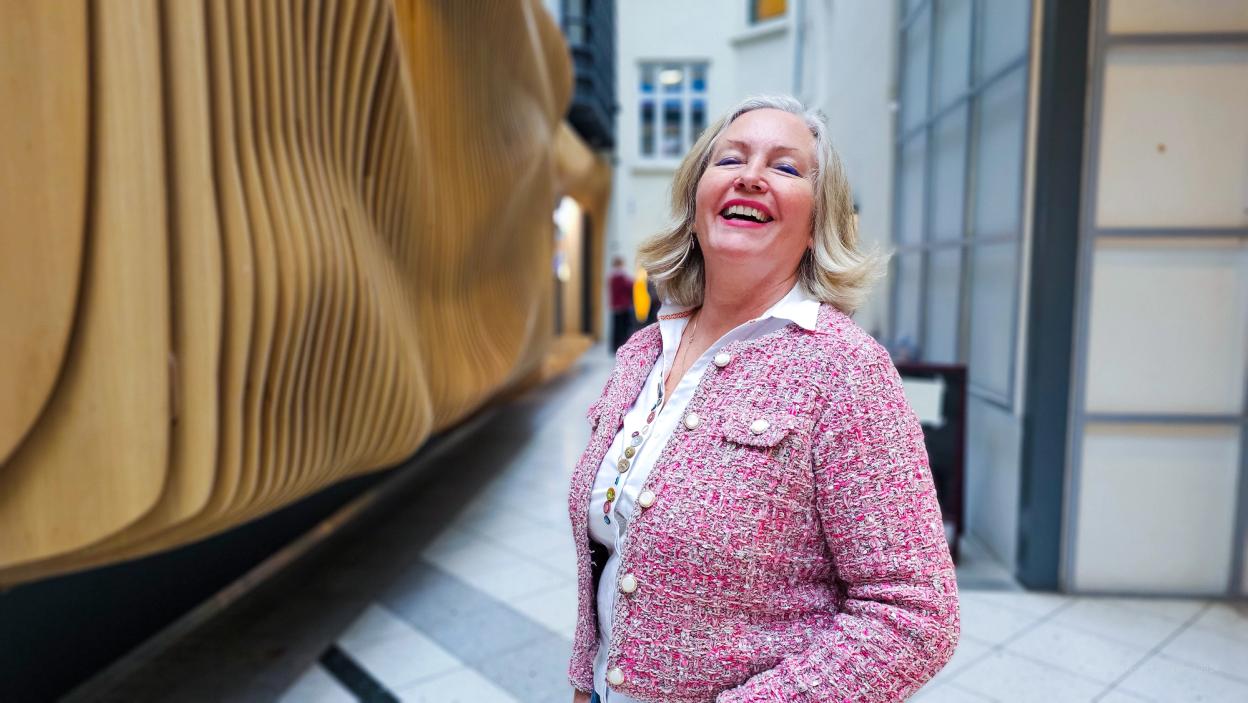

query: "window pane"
xmin=931 ymin=106 xmax=968 ymax=242
xmin=971 ymin=66 xmax=1026 ymax=239
xmin=968 ymin=240 xmax=1018 ymax=397
xmin=662 ymin=99 xmax=683 ymax=157
xmin=640 ymin=101 xmax=655 ymax=156
xmin=977 ymin=0 xmax=1030 ymax=81
xmin=893 ymin=253 xmax=922 ymax=356
xmin=640 ymin=64 xmax=656 ymax=94
xmin=924 ymin=247 xmax=962 ymax=363
xmin=934 ymin=0 xmax=972 ymax=108
xmin=660 ymin=64 xmax=684 ymax=93
xmin=690 ymin=63 xmax=707 ymax=93
xmin=691 ymin=98 xmax=707 ymax=143
xmin=751 ymin=0 xmax=787 ymax=23
xmin=901 ymin=5 xmax=931 ymax=132
xmin=897 ymin=134 xmax=927 ymax=245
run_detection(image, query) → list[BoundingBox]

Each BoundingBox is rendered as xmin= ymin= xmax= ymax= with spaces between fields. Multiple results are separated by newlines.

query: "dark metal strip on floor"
xmin=319 ymin=644 xmax=400 ymax=703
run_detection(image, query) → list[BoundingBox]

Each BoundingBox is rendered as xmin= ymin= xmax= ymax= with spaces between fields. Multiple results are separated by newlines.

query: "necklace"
xmin=602 ymin=379 xmax=664 ymax=525
xmin=668 ymin=310 xmax=700 ymax=396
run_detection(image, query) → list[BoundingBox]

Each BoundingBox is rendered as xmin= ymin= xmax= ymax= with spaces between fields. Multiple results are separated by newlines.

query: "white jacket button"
xmin=750 ymin=418 xmax=770 ymax=435
xmin=607 ymin=667 xmax=625 ymax=685
xmin=638 ymin=490 xmax=656 ymax=508
xmin=684 ymin=412 xmax=701 ymax=430
xmin=620 ymin=573 xmax=638 ymax=593
xmin=713 ymin=352 xmax=731 ymax=367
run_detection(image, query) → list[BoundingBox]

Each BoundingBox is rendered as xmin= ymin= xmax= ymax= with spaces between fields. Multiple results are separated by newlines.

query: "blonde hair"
xmin=636 ymin=95 xmax=885 ymax=314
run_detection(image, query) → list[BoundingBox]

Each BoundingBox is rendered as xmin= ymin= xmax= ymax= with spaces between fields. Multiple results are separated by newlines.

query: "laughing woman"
xmin=566 ymin=95 xmax=959 ymax=703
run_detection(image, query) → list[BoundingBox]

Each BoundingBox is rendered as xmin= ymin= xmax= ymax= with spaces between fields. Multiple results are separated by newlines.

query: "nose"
xmin=734 ymin=164 xmax=768 ymax=193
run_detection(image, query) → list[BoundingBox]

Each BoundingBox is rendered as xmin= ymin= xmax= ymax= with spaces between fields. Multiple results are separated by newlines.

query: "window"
xmin=750 ymin=0 xmax=787 ymax=24
xmin=638 ymin=61 xmax=708 ymax=159
xmin=891 ymin=0 xmax=1032 ymax=404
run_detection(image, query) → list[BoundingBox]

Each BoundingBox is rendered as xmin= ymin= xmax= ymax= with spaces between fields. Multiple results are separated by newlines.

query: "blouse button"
xmin=619 ymin=573 xmax=638 ymax=593
xmin=750 ymin=418 xmax=770 ymax=435
xmin=607 ymin=667 xmax=625 ymax=685
xmin=683 ymin=412 xmax=701 ymax=430
xmin=638 ymin=490 xmax=656 ymax=508
xmin=713 ymin=352 xmax=732 ymax=368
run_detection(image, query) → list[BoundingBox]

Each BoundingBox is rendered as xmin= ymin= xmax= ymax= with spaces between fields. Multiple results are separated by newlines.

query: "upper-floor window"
xmin=639 ymin=61 xmax=708 ymax=159
xmin=750 ymin=0 xmax=787 ymax=23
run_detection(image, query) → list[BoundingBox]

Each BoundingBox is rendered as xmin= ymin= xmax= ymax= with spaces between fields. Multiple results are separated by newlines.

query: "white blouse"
xmin=586 ymin=284 xmax=821 ymax=701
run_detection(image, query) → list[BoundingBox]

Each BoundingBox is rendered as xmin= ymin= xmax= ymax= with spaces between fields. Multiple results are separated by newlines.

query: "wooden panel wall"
xmin=0 ymin=0 xmax=574 ymax=586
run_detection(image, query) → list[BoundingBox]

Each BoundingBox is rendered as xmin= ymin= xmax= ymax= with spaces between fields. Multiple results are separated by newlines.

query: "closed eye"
xmin=715 ymin=157 xmax=742 ymax=166
xmin=775 ymin=163 xmax=801 ymax=176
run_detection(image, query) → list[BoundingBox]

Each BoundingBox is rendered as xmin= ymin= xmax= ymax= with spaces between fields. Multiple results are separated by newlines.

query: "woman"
xmin=567 ymin=96 xmax=959 ymax=703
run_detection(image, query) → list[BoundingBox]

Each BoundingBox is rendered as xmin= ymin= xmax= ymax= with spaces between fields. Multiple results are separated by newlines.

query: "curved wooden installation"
xmin=0 ymin=0 xmax=576 ymax=586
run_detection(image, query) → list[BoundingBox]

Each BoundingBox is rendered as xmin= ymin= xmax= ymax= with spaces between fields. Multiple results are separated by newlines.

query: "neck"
xmin=697 ymin=267 xmax=798 ymax=337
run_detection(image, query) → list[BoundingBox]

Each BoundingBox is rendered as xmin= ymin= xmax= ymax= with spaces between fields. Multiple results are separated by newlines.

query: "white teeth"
xmin=721 ymin=205 xmax=770 ymax=222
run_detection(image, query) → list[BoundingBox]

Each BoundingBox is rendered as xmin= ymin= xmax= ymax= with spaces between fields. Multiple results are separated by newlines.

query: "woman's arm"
xmin=718 ymin=344 xmax=960 ymax=702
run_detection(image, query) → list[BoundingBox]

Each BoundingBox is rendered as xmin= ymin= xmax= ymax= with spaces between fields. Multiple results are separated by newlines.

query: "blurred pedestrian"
xmin=568 ymin=96 xmax=959 ymax=703
xmin=608 ymin=256 xmax=634 ymax=354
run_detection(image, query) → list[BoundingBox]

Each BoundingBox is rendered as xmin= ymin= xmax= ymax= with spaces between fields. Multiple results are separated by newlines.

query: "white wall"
xmin=613 ymin=2 xmax=809 ymax=266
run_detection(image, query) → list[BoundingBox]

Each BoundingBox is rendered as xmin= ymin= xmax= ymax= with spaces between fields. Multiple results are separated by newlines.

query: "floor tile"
xmin=474 ymin=632 xmax=575 ymax=703
xmin=1048 ymin=598 xmax=1189 ymax=650
xmin=338 ymin=603 xmax=424 ymax=650
xmin=277 ymin=666 xmax=356 ymax=703
xmin=1005 ymin=621 xmax=1150 ymax=684
xmin=394 ymin=666 xmax=522 ymax=703
xmin=959 ymin=593 xmax=1048 ymax=644
xmin=510 ymin=583 xmax=580 ymax=639
xmin=949 ymin=650 xmax=1104 ymax=702
xmin=1159 ymin=623 xmax=1248 ymax=681
xmin=912 ymin=681 xmax=998 ymax=702
xmin=1118 ymin=654 xmax=1248 ymax=702
xmin=420 ymin=527 xmax=568 ymax=602
xmin=1096 ymin=689 xmax=1152 ymax=702
xmin=1190 ymin=602 xmax=1248 ymax=644
xmin=961 ymin=591 xmax=1071 ymax=619
xmin=344 ymin=627 xmax=463 ymax=691
xmin=929 ymin=635 xmax=994 ymax=685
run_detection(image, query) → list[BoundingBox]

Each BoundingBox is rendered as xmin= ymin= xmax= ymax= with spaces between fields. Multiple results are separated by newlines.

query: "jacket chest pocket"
xmin=714 ymin=412 xmax=809 ymax=498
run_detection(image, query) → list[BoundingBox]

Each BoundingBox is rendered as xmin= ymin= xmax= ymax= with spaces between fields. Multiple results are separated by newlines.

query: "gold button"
xmin=617 ymin=458 xmax=630 ymax=473
xmin=638 ymin=490 xmax=656 ymax=508
xmin=624 ymin=446 xmax=636 ymax=458
xmin=713 ymin=352 xmax=731 ymax=368
xmin=683 ymin=412 xmax=701 ymax=430
xmin=750 ymin=418 xmax=770 ymax=435
xmin=620 ymin=573 xmax=638 ymax=593
xmin=607 ymin=667 xmax=625 ymax=685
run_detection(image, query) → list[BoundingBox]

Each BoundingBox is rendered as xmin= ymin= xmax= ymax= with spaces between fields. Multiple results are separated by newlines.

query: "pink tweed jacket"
xmin=566 ymin=303 xmax=959 ymax=702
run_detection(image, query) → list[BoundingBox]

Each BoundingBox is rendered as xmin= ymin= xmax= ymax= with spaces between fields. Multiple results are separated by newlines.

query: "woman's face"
xmin=694 ymin=108 xmax=817 ymax=281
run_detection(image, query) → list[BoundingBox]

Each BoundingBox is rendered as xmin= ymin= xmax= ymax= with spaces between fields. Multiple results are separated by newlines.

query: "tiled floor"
xmin=78 ymin=349 xmax=1248 ymax=702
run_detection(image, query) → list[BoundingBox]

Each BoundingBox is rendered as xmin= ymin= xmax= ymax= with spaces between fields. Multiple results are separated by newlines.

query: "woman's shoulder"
xmin=808 ymin=303 xmax=894 ymax=370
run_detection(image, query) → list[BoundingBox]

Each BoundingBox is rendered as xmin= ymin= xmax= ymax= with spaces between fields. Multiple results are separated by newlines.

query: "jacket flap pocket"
xmin=720 ymin=412 xmax=799 ymax=448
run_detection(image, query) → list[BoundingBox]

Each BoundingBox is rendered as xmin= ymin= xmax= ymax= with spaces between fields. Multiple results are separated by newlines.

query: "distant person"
xmin=607 ymin=257 xmax=634 ymax=354
xmin=567 ymin=96 xmax=959 ymax=703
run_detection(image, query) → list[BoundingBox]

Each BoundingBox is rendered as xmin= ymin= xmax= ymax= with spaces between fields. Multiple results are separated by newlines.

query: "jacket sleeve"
xmin=717 ymin=344 xmax=960 ymax=703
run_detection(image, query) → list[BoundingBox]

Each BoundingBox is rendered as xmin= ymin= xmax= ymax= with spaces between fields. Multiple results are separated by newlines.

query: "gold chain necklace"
xmin=668 ymin=310 xmax=700 ymax=398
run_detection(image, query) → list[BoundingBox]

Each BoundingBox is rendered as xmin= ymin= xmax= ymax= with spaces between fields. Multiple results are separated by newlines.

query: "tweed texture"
xmin=566 ymin=304 xmax=959 ymax=702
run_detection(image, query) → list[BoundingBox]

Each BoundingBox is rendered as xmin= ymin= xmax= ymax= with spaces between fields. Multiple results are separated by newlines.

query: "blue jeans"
xmin=590 ymin=692 xmax=602 ymax=703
